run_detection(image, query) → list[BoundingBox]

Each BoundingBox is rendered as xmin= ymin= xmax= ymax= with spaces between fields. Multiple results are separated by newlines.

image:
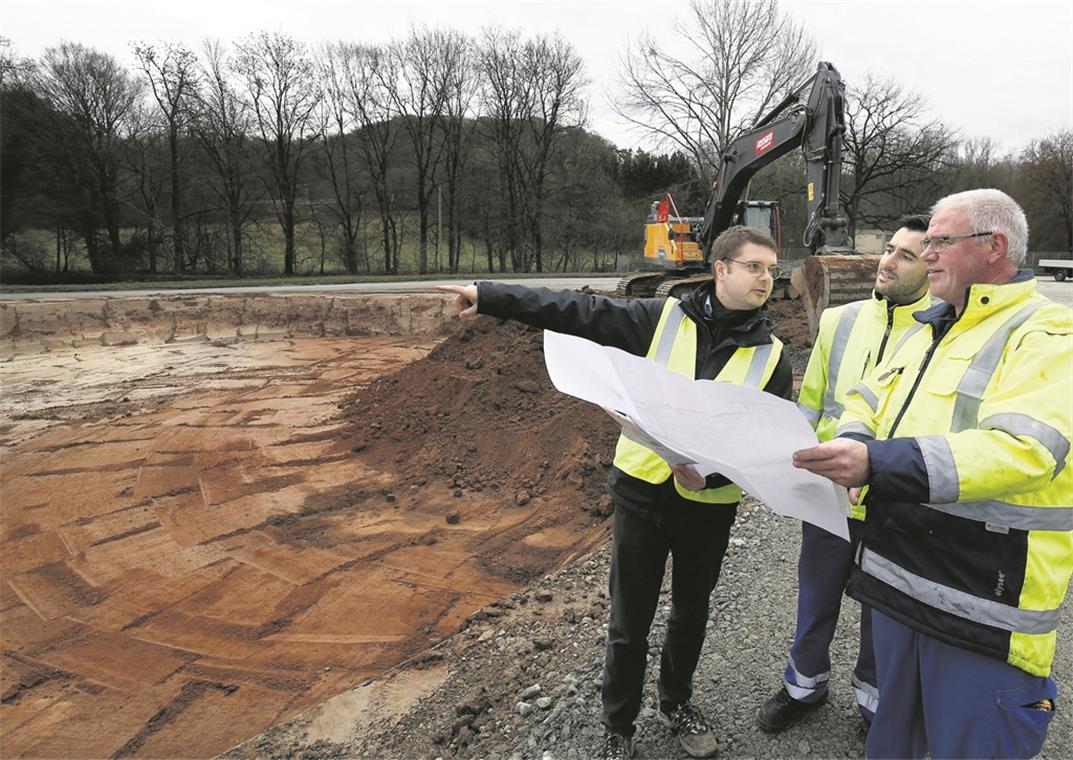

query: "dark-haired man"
xmin=438 ymin=226 xmax=792 ymax=759
xmin=759 ymin=216 xmax=932 ymax=733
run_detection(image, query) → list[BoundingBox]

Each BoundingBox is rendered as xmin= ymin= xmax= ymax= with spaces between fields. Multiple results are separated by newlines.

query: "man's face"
xmin=923 ymin=206 xmax=992 ymax=310
xmin=875 ymin=226 xmax=928 ymax=302
xmin=713 ymin=242 xmax=778 ymax=310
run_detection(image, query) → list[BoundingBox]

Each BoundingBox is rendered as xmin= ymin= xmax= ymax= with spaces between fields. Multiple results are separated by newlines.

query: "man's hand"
xmin=670 ymin=464 xmax=706 ymax=492
xmin=435 ymin=283 xmax=478 ymax=318
xmin=793 ymin=439 xmax=870 ymax=488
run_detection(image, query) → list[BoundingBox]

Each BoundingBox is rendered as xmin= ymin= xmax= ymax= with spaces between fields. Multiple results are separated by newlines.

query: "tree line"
xmin=1 ymin=1 xmax=1069 ymax=281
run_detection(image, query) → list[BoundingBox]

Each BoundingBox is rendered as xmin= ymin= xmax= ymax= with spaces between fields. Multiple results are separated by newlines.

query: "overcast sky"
xmin=2 ymin=0 xmax=1070 ymax=155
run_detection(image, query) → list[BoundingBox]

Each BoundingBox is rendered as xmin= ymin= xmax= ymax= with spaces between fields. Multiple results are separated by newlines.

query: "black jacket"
xmin=477 ymin=281 xmax=794 ymax=516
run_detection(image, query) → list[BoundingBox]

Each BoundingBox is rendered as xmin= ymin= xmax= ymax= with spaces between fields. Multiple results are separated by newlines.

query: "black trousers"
xmin=601 ymin=486 xmax=737 ymax=737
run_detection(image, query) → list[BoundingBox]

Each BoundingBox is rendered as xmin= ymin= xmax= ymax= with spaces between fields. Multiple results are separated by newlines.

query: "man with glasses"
xmin=438 ymin=225 xmax=792 ymax=759
xmin=758 ymin=215 xmax=933 ymax=734
xmin=794 ymin=189 xmax=1072 ymax=758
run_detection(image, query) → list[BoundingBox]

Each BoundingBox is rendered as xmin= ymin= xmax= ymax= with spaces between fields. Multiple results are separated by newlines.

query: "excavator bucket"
xmin=790 ymin=254 xmax=881 ymax=342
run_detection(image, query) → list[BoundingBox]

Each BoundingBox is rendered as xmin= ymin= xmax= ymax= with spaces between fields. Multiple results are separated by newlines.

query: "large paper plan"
xmin=543 ymin=330 xmax=850 ymax=540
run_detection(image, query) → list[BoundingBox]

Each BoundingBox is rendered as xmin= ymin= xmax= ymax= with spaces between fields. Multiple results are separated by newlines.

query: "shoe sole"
xmin=657 ymin=712 xmax=719 ymax=758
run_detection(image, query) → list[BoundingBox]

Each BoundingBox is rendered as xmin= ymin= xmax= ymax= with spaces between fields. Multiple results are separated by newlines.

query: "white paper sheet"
xmin=543 ymin=330 xmax=850 ymax=540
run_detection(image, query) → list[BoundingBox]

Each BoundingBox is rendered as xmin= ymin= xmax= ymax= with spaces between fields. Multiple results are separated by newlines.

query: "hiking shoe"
xmin=658 ymin=702 xmax=719 ymax=758
xmin=758 ymin=685 xmax=828 ymax=733
xmin=599 ymin=731 xmax=635 ymax=760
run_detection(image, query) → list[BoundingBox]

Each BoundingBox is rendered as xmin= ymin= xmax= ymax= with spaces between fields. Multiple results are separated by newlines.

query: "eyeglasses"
xmin=920 ymin=231 xmax=993 ymax=254
xmin=723 ymin=258 xmax=783 ymax=279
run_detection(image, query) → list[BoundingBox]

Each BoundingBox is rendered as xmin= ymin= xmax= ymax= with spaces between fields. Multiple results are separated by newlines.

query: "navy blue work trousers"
xmin=868 ymin=609 xmax=1057 ymax=759
xmin=785 ymin=518 xmax=877 ymax=718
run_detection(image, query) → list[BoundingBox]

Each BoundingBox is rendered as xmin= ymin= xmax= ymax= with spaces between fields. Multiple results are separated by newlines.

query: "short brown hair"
xmin=709 ymin=225 xmax=778 ymax=262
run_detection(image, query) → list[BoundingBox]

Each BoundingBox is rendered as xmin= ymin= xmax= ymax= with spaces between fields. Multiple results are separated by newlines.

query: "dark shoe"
xmin=599 ymin=731 xmax=635 ymax=760
xmin=758 ymin=686 xmax=828 ymax=733
xmin=658 ymin=702 xmax=719 ymax=758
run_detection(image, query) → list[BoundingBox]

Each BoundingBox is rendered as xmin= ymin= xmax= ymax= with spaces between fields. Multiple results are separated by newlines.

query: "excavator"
xmin=616 ymin=62 xmax=879 ymax=340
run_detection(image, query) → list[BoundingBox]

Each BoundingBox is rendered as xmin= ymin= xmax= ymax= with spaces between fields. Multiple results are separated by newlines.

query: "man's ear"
xmin=986 ymin=232 xmax=1010 ymax=263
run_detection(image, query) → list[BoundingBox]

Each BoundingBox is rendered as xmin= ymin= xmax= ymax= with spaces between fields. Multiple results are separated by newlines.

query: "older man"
xmin=759 ymin=215 xmax=932 ymax=733
xmin=794 ymin=189 xmax=1072 ymax=758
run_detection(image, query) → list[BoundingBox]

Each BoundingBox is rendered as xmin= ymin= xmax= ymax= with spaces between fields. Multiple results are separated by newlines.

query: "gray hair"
xmin=931 ymin=189 xmax=1029 ymax=266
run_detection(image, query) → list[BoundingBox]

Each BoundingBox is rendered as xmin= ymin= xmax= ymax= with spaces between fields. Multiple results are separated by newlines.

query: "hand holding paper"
xmin=542 ymin=330 xmax=849 ymax=540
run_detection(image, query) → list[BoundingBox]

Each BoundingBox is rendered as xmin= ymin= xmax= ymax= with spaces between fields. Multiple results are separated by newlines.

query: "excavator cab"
xmin=740 ymin=201 xmax=782 ymax=250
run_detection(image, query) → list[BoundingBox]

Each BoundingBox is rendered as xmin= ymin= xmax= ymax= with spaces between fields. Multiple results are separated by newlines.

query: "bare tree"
xmin=123 ymin=99 xmax=169 ymax=272
xmin=317 ymin=43 xmax=366 ymax=274
xmin=480 ymin=29 xmax=587 ymax=272
xmin=340 ymin=43 xmax=402 ymax=274
xmin=387 ymin=28 xmax=458 ymax=274
xmin=841 ymin=76 xmax=957 ymax=236
xmin=34 ymin=43 xmax=141 ymax=273
xmin=133 ymin=41 xmax=199 ymax=273
xmin=1021 ymin=130 xmax=1073 ymax=252
xmin=437 ymin=32 xmax=480 ymax=274
xmin=480 ymin=28 xmax=528 ymax=272
xmin=615 ymin=0 xmax=816 ymax=184
xmin=0 ymin=37 xmax=34 ymax=89
xmin=519 ymin=34 xmax=587 ymax=272
xmin=192 ymin=40 xmax=258 ymax=275
xmin=233 ymin=32 xmax=320 ymax=275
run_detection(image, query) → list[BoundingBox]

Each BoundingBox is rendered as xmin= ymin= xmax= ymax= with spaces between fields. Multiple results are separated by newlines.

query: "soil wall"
xmin=0 ymin=293 xmax=457 ymax=359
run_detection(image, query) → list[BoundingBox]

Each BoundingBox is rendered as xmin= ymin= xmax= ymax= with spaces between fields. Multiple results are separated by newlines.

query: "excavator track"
xmin=654 ymin=274 xmax=714 ymax=299
xmin=615 ymin=273 xmax=667 ymax=298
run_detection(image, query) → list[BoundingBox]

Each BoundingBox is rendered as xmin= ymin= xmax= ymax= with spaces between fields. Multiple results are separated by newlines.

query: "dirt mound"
xmin=336 ymin=317 xmax=620 ymax=528
xmin=767 ymin=297 xmax=813 ymax=348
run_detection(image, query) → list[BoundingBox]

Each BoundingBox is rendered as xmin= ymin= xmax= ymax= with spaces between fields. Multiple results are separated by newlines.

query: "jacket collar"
xmin=678 ymin=281 xmax=772 ymax=348
xmin=871 ymin=289 xmax=933 ymax=329
xmin=914 ymin=269 xmax=1039 ymax=334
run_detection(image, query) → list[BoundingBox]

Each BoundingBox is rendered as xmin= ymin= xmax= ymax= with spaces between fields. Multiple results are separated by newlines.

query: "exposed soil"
xmin=0 ymin=296 xmax=615 ymax=759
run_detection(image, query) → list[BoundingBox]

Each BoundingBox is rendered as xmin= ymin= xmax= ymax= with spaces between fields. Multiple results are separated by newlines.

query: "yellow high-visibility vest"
xmin=612 ymin=298 xmax=784 ymax=504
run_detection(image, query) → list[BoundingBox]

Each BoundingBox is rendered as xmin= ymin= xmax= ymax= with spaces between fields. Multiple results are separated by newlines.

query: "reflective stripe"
xmin=924 ymin=499 xmax=1073 ymax=532
xmin=981 ymin=413 xmax=1070 ymax=480
xmin=847 ymin=383 xmax=879 ymax=413
xmin=743 ymin=342 xmax=774 ymax=388
xmin=837 ymin=421 xmax=875 ymax=439
xmin=653 ymin=303 xmax=686 ymax=368
xmin=951 ymin=302 xmax=1046 ymax=431
xmin=859 ymin=547 xmax=1061 ymax=635
xmin=798 ymin=403 xmax=822 ymax=427
xmin=822 ymin=301 xmax=866 ymax=420
xmin=890 ymin=321 xmax=927 ymax=358
xmin=787 ymin=655 xmax=829 ymax=687
xmin=918 ymin=434 xmax=959 ymax=503
xmin=784 ymin=655 xmax=829 ymax=699
xmin=851 ymin=674 xmax=879 ymax=715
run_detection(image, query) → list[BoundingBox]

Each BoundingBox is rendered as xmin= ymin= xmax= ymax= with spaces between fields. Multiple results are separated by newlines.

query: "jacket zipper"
xmin=876 ymin=302 xmax=895 ymax=364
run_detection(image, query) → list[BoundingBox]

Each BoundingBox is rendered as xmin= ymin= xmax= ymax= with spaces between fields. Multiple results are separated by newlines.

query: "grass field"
xmin=1 ymin=213 xmax=623 ymax=291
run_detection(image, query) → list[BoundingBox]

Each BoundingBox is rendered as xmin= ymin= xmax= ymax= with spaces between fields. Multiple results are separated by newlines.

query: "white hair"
xmin=931 ymin=189 xmax=1029 ymax=266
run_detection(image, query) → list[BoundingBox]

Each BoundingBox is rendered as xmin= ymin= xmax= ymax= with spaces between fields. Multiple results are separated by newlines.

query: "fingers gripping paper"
xmin=542 ymin=330 xmax=850 ymax=540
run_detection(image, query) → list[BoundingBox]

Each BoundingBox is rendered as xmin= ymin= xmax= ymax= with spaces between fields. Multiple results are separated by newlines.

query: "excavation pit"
xmin=0 ymin=292 xmax=617 ymax=758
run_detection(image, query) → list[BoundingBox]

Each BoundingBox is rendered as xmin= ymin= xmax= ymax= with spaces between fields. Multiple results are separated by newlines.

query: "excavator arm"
xmin=699 ymin=61 xmax=849 ymax=257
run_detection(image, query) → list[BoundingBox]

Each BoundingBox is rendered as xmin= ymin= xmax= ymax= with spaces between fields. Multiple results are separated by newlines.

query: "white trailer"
xmin=1039 ymin=259 xmax=1073 ymax=282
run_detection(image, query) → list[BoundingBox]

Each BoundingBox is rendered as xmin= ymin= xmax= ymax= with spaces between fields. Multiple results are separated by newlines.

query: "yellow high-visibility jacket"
xmin=840 ymin=274 xmax=1073 ymax=677
xmin=613 ymin=298 xmax=784 ymax=504
xmin=798 ymin=291 xmax=932 ymax=519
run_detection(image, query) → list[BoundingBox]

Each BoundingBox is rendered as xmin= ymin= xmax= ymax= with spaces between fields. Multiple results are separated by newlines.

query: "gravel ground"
xmin=231 ymin=493 xmax=1071 ymax=760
